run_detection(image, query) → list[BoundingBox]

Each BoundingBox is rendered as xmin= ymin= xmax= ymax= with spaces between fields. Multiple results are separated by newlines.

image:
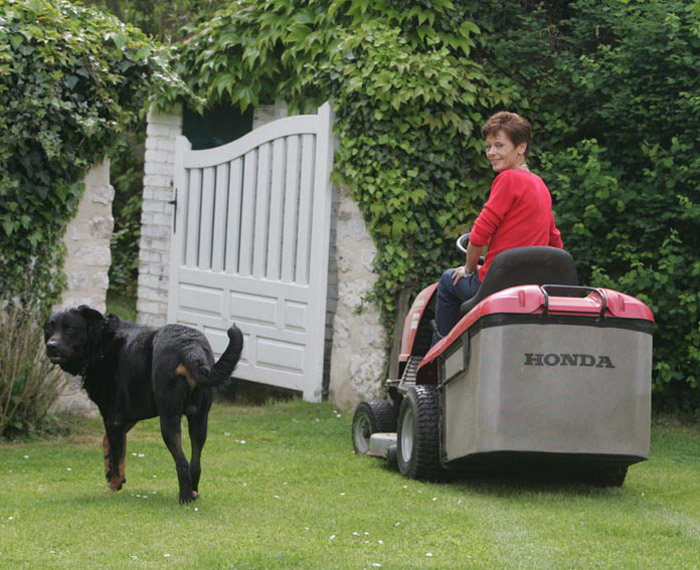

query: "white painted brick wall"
xmin=136 ymin=104 xmax=181 ymax=327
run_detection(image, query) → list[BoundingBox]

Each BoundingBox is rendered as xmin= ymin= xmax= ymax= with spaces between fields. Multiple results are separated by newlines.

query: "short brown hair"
xmin=481 ymin=111 xmax=532 ymax=158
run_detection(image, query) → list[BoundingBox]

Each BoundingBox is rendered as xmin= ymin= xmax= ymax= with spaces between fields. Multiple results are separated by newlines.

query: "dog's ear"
xmin=77 ymin=305 xmax=106 ymax=327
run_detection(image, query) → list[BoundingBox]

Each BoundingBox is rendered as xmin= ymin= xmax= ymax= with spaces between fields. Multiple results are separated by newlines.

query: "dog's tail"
xmin=179 ymin=325 xmax=244 ymax=388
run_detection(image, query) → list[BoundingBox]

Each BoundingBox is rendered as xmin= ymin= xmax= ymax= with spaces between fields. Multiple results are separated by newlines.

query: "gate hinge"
xmin=169 ymin=193 xmax=177 ymax=233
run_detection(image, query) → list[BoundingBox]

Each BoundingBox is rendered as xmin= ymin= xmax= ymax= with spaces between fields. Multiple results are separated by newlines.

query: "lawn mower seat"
xmin=459 ymin=246 xmax=579 ymax=316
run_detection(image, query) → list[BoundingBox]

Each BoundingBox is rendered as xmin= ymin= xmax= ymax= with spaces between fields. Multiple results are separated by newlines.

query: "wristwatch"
xmin=464 ymin=265 xmax=475 ymax=277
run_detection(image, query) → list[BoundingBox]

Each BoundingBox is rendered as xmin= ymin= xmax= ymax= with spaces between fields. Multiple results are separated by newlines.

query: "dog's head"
xmin=44 ymin=305 xmax=106 ymax=375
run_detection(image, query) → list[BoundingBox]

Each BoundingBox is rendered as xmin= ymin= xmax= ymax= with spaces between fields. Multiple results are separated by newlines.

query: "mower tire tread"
xmin=397 ymin=385 xmax=441 ymax=480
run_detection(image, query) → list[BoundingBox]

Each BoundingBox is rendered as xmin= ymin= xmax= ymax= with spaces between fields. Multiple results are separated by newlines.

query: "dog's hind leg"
xmin=160 ymin=414 xmax=194 ymax=504
xmin=186 ymin=400 xmax=212 ymax=500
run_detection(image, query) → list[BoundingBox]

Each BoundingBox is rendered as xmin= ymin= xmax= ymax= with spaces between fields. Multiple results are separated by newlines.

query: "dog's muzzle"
xmin=46 ymin=341 xmax=64 ymax=364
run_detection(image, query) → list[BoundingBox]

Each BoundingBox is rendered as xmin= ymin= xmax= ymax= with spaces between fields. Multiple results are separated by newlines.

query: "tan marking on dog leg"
xmin=176 ymin=363 xmax=197 ymax=390
xmin=107 ymin=432 xmax=130 ymax=492
xmin=116 ymin=431 xmax=129 ymax=490
xmin=109 ymin=464 xmax=126 ymax=492
xmin=109 ymin=474 xmax=122 ymax=492
xmin=103 ymin=435 xmax=111 ymax=479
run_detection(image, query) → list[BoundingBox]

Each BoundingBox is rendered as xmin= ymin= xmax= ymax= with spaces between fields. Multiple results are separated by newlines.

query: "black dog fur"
xmin=44 ymin=305 xmax=243 ymax=504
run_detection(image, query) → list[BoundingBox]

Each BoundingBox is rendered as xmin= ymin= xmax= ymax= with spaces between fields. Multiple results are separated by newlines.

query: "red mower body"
xmin=410 ymin=284 xmax=654 ymax=384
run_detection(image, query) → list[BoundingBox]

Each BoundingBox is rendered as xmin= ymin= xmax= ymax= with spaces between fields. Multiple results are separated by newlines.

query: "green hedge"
xmin=481 ymin=0 xmax=700 ymax=406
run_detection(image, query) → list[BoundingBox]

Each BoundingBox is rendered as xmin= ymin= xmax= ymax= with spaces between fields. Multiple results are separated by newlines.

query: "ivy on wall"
xmin=0 ymin=0 xmax=184 ymax=312
xmin=317 ymin=22 xmax=495 ymax=316
xmin=174 ymin=0 xmax=508 ymax=327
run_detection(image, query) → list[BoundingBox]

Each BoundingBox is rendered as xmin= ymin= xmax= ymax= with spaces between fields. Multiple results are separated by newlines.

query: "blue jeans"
xmin=434 ymin=269 xmax=481 ymax=338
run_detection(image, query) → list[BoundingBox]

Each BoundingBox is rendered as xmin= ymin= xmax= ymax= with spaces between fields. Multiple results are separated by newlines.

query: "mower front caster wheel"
xmin=352 ymin=400 xmax=397 ymax=455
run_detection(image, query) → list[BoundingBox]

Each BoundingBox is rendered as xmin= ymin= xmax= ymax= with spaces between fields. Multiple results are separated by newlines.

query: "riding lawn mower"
xmin=351 ymin=235 xmax=654 ymax=486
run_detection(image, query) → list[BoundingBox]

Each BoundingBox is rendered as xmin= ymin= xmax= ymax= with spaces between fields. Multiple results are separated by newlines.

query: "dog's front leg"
xmin=104 ymin=423 xmax=129 ymax=492
xmin=103 ymin=434 xmax=112 ymax=482
xmin=103 ymin=424 xmax=134 ymax=485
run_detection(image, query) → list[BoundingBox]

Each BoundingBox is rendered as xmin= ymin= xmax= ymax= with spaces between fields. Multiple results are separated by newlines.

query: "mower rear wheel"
xmin=583 ymin=466 xmax=629 ymax=487
xmin=352 ymin=400 xmax=397 ymax=455
xmin=397 ymin=385 xmax=441 ymax=480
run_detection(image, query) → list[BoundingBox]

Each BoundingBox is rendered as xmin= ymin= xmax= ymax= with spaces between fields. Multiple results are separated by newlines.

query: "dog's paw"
xmin=105 ymin=471 xmax=124 ymax=484
xmin=178 ymin=490 xmax=200 ymax=505
xmin=109 ymin=477 xmax=125 ymax=492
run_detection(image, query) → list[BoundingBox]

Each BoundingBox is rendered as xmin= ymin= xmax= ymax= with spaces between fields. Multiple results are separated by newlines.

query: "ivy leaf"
xmin=106 ymin=31 xmax=128 ymax=51
xmin=63 ymin=74 xmax=78 ymax=89
xmin=9 ymin=34 xmax=23 ymax=51
xmin=2 ymin=220 xmax=16 ymax=236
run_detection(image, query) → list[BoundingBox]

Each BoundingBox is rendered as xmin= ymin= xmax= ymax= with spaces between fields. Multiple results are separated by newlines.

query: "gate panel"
xmin=281 ymin=136 xmax=301 ymax=283
xmin=169 ymin=103 xmax=334 ymax=401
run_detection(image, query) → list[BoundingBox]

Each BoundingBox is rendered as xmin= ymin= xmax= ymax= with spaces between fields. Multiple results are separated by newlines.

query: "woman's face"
xmin=484 ymin=130 xmax=527 ymax=172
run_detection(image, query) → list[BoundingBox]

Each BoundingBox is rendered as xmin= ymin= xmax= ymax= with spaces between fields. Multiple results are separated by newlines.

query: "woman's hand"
xmin=452 ymin=265 xmax=471 ymax=285
xmin=453 ymin=262 xmax=478 ymax=285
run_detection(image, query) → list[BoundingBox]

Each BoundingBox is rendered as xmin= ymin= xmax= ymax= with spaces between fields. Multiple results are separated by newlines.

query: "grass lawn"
xmin=1 ymin=401 xmax=699 ymax=570
xmin=106 ymin=289 xmax=137 ymax=322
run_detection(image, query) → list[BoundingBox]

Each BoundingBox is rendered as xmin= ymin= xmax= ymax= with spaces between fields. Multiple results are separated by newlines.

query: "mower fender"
xmin=398 ymin=283 xmax=438 ymax=370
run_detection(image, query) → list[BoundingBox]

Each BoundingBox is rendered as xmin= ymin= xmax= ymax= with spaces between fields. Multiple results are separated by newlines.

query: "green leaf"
xmin=2 ymin=220 xmax=16 ymax=236
xmin=9 ymin=35 xmax=23 ymax=51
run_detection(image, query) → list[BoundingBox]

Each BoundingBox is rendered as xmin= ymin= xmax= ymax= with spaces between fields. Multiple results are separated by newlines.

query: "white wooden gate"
xmin=168 ymin=103 xmax=334 ymax=401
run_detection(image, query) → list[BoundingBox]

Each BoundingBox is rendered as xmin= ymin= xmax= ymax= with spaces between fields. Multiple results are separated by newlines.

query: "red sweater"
xmin=469 ymin=169 xmax=563 ymax=282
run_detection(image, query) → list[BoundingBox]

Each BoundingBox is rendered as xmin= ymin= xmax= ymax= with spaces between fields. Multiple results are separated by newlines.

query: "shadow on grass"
xmin=367 ymin=455 xmax=635 ymax=499
xmin=446 ymin=473 xmax=629 ymax=499
xmin=64 ymin=486 xmax=195 ymax=509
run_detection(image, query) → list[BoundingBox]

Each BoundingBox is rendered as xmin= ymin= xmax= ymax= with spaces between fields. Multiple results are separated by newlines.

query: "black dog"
xmin=44 ymin=305 xmax=243 ymax=504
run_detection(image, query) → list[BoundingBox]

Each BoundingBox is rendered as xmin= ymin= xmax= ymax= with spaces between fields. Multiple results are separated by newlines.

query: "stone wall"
xmin=60 ymin=160 xmax=114 ymax=312
xmin=253 ymin=101 xmax=288 ymax=128
xmin=327 ymin=184 xmax=387 ymax=408
xmin=52 ymin=159 xmax=114 ymax=417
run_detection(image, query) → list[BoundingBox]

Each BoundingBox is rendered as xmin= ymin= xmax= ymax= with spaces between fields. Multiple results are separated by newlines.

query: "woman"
xmin=434 ymin=111 xmax=563 ymax=338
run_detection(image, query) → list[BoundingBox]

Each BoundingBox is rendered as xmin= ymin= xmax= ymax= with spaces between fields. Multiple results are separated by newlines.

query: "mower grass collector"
xmin=352 ymin=237 xmax=654 ymax=486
